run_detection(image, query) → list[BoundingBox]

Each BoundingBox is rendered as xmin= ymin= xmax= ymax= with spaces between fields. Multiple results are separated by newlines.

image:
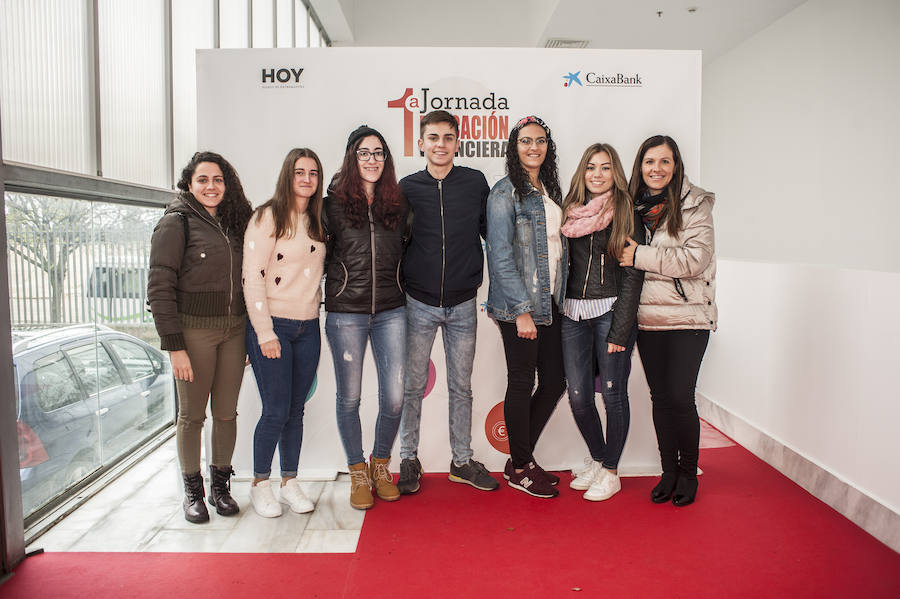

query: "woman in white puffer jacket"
xmin=619 ymin=135 xmax=716 ymax=508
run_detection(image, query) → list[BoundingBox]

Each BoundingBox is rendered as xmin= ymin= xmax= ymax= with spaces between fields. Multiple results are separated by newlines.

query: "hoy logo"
xmin=261 ymin=67 xmax=304 ymax=84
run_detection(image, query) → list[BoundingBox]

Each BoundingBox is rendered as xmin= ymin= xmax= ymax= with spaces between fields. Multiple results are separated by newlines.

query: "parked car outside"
xmin=14 ymin=325 xmax=175 ymax=518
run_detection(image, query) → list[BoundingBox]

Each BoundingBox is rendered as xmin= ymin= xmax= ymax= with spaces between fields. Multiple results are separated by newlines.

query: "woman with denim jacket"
xmin=243 ymin=148 xmax=326 ymax=518
xmin=322 ymin=126 xmax=409 ymax=511
xmin=619 ymin=135 xmax=717 ymax=507
xmin=560 ymin=143 xmax=645 ymax=502
xmin=486 ymin=115 xmax=567 ymax=498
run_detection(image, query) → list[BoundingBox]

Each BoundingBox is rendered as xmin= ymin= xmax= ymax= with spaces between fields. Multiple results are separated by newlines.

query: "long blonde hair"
xmin=563 ymin=143 xmax=634 ymax=257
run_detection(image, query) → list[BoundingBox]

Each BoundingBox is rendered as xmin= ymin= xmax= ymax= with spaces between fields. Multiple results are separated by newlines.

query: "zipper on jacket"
xmin=368 ymin=205 xmax=376 ymax=314
xmin=600 ymin=253 xmax=605 ymax=287
xmin=581 ymin=232 xmax=594 ymax=298
xmin=438 ymin=179 xmax=446 ymax=307
xmin=185 ymin=200 xmax=233 ymax=312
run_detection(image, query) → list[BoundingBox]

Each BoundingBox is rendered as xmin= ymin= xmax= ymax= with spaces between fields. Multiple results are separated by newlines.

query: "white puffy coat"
xmin=633 ymin=177 xmax=717 ymax=331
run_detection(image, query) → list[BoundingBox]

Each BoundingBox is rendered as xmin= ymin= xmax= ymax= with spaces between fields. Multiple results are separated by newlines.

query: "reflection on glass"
xmin=7 ymin=192 xmax=176 ymax=519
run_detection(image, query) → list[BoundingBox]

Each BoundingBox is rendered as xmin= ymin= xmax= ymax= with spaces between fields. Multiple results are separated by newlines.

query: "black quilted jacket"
xmin=564 ymin=212 xmax=645 ymax=346
xmin=322 ymin=194 xmax=409 ymax=314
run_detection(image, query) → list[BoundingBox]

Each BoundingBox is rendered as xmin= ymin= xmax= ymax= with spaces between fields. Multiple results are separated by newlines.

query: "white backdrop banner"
xmin=196 ymin=47 xmax=701 ymax=478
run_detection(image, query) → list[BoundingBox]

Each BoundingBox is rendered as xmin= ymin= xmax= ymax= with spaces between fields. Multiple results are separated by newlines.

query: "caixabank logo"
xmin=260 ymin=66 xmax=304 ymax=88
xmin=387 ymin=87 xmax=512 ymax=158
xmin=562 ymin=69 xmax=643 ymax=88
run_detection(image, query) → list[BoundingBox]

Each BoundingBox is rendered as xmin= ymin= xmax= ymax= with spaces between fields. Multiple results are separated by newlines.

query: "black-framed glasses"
xmin=356 ymin=149 xmax=386 ymax=162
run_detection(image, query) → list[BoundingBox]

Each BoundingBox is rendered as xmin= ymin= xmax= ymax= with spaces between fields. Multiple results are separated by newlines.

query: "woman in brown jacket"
xmin=619 ymin=135 xmax=716 ymax=507
xmin=148 ymin=151 xmax=252 ymax=523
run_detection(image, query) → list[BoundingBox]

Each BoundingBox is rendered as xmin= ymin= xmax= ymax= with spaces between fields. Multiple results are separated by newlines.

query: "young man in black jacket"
xmin=397 ymin=110 xmax=498 ymax=493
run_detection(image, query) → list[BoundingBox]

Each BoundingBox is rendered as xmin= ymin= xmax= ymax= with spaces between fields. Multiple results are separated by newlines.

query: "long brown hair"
xmin=563 ymin=143 xmax=634 ymax=257
xmin=628 ymin=135 xmax=685 ymax=237
xmin=254 ymin=148 xmax=325 ymax=242
xmin=331 ymin=134 xmax=403 ymax=230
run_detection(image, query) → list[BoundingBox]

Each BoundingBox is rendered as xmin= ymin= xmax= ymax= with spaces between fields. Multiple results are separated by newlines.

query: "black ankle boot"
xmin=182 ymin=471 xmax=210 ymax=523
xmin=208 ymin=465 xmax=240 ymax=516
xmin=651 ymin=472 xmax=679 ymax=503
xmin=672 ymin=476 xmax=698 ymax=507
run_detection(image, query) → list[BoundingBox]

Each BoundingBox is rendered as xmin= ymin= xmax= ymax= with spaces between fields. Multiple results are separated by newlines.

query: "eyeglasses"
xmin=517 ymin=137 xmax=548 ymax=147
xmin=356 ymin=149 xmax=386 ymax=162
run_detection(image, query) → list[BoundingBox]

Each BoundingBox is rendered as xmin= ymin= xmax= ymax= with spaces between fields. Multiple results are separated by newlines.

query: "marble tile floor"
xmin=25 ymin=439 xmax=364 ymax=554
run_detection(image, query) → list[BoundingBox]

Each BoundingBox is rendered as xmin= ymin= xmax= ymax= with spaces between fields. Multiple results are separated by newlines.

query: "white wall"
xmin=700 ymin=0 xmax=900 ymax=513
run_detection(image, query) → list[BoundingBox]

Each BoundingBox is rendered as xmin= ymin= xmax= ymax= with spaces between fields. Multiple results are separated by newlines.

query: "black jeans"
xmin=497 ymin=304 xmax=567 ymax=469
xmin=637 ymin=329 xmax=710 ymax=478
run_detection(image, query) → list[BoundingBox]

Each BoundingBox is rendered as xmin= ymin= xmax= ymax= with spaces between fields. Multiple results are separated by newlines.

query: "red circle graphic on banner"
xmin=484 ymin=401 xmax=509 ymax=454
xmin=423 ymin=359 xmax=437 ymax=398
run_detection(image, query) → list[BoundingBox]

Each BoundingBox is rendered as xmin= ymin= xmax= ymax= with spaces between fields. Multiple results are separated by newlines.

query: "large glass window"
xmin=0 ymin=0 xmax=95 ymax=174
xmin=7 ymin=192 xmax=175 ymax=520
xmin=98 ymin=0 xmax=169 ymax=187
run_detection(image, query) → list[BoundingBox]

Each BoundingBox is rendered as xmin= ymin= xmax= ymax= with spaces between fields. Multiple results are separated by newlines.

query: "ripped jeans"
xmin=560 ymin=311 xmax=636 ymax=471
xmin=325 ymin=307 xmax=406 ymax=466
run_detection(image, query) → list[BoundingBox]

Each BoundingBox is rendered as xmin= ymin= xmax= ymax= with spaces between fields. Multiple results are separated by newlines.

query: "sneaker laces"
xmin=573 ymin=457 xmax=594 ymax=477
xmin=470 ymin=459 xmax=489 ymax=475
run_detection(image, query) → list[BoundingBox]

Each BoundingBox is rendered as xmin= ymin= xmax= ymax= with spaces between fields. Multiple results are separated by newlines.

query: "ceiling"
xmin=311 ymin=0 xmax=806 ymax=63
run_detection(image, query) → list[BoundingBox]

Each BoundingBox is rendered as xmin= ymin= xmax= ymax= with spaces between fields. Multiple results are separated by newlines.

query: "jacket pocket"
xmin=515 ymin=215 xmax=533 ymax=247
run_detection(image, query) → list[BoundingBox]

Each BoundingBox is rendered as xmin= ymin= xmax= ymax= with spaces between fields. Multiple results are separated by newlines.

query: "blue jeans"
xmin=246 ymin=317 xmax=320 ymax=479
xmin=325 ymin=307 xmax=406 ymax=465
xmin=560 ymin=312 xmax=636 ymax=470
xmin=400 ymin=295 xmax=477 ymax=466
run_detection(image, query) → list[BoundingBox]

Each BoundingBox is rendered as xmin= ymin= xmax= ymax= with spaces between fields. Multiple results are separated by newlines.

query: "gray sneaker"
xmin=398 ymin=457 xmax=423 ymax=494
xmin=449 ymin=459 xmax=500 ymax=491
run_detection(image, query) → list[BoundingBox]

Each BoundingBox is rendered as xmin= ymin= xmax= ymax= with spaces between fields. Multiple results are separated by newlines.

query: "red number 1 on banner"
xmin=387 ymin=88 xmax=416 ymax=157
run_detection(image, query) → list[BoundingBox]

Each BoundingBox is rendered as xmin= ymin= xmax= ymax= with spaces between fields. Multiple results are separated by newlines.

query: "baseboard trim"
xmin=697 ymin=393 xmax=900 ymax=553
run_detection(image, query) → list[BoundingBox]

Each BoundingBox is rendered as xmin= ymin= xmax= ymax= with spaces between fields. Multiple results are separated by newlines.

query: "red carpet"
xmin=3 ymin=443 xmax=899 ymax=598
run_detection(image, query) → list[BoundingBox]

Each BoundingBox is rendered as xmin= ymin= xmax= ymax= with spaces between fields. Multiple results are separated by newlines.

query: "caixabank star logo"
xmin=387 ymin=87 xmax=512 ymax=158
xmin=562 ymin=69 xmax=643 ymax=88
xmin=563 ymin=71 xmax=583 ymax=87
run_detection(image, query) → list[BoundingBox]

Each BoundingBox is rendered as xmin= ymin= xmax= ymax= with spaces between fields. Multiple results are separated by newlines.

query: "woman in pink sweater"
xmin=243 ymin=148 xmax=326 ymax=518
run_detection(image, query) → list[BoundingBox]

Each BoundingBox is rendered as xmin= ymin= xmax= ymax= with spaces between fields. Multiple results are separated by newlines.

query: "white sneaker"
xmin=279 ymin=479 xmax=314 ymax=514
xmin=570 ymin=459 xmax=602 ymax=490
xmin=584 ymin=469 xmax=621 ymax=501
xmin=250 ymin=480 xmax=282 ymax=518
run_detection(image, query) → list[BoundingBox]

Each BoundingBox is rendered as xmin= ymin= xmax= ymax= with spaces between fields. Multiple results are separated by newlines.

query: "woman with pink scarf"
xmin=560 ymin=143 xmax=645 ymax=501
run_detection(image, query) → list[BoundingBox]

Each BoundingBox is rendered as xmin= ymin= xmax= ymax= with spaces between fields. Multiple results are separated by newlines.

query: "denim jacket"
xmin=485 ymin=176 xmax=568 ymax=326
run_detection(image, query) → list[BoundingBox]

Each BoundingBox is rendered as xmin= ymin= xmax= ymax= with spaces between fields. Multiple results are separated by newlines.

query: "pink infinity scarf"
xmin=560 ymin=190 xmax=614 ymax=238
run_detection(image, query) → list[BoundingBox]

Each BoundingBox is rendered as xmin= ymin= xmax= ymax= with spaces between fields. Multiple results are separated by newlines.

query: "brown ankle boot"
xmin=348 ymin=462 xmax=374 ymax=510
xmin=369 ymin=456 xmax=400 ymax=501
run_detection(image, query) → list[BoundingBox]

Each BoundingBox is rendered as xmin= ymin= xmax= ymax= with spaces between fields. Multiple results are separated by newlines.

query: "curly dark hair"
xmin=177 ymin=151 xmax=253 ymax=242
xmin=330 ymin=134 xmax=403 ymax=230
xmin=505 ymin=117 xmax=561 ymax=203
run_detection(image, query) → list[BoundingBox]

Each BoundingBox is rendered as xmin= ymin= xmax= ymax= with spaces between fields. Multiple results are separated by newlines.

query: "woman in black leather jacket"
xmin=559 ymin=143 xmax=645 ymax=502
xmin=323 ymin=125 xmax=409 ymax=510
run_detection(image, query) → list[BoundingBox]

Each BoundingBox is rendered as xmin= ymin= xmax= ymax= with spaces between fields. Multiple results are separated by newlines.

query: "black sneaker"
xmin=504 ymin=458 xmax=559 ymax=486
xmin=507 ymin=462 xmax=559 ymax=498
xmin=449 ymin=459 xmax=500 ymax=491
xmin=398 ymin=457 xmax=423 ymax=494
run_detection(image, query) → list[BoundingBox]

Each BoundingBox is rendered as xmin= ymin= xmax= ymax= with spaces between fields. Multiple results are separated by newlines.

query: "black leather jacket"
xmin=322 ymin=194 xmax=409 ymax=314
xmin=564 ymin=213 xmax=645 ymax=346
